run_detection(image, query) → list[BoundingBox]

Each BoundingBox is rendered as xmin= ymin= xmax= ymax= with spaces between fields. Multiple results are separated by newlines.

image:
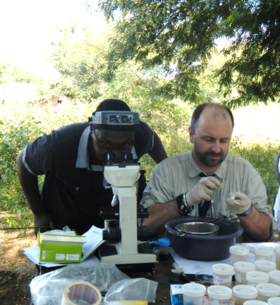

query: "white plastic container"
xmin=254 ymin=246 xmax=274 ymax=261
xmin=246 ymin=270 xmax=269 ymax=287
xmin=268 ymin=296 xmax=280 ymax=305
xmin=244 ymin=301 xmax=268 ymax=305
xmin=255 ymin=260 xmax=277 ymax=273
xmin=274 ymin=246 xmax=280 ymax=270
xmin=256 ymin=283 xmax=280 ymax=302
xmin=212 ymin=263 xmax=234 ymax=287
xmin=207 ymin=285 xmax=233 ymax=305
xmin=269 ymin=270 xmax=280 ymax=286
xmin=182 ymin=282 xmax=206 ymax=305
xmin=230 ymin=245 xmax=249 ymax=264
xmin=234 ymin=262 xmax=256 ymax=284
xmin=233 ymin=284 xmax=258 ymax=305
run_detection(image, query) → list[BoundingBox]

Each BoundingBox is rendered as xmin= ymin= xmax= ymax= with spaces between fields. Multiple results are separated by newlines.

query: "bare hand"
xmin=34 ymin=210 xmax=56 ymax=234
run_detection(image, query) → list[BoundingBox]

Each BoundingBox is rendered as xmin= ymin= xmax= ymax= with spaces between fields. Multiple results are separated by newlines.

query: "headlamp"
xmin=90 ymin=111 xmax=140 ymax=126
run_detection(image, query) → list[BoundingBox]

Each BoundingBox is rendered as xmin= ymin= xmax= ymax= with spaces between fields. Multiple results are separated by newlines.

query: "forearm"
xmin=17 ymin=151 xmax=45 ymax=214
xmin=142 ymin=199 xmax=180 ymax=235
xmin=239 ymin=206 xmax=272 ymax=241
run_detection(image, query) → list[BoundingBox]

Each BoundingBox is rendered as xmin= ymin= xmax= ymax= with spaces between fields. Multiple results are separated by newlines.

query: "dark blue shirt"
xmin=22 ymin=121 xmax=154 ymax=234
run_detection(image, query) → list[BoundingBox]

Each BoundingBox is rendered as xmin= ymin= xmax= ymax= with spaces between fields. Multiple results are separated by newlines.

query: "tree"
xmin=87 ymin=0 xmax=280 ymax=106
xmin=0 ymin=61 xmax=37 ymax=84
xmin=49 ymin=21 xmax=109 ymax=101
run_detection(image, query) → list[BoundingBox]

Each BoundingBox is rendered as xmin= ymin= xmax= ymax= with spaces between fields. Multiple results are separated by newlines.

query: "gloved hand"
xmin=186 ymin=176 xmax=222 ymax=206
xmin=227 ymin=192 xmax=252 ymax=214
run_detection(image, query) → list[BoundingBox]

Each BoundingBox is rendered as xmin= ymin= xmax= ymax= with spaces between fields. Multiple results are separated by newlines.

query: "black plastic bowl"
xmin=165 ymin=217 xmax=243 ymax=261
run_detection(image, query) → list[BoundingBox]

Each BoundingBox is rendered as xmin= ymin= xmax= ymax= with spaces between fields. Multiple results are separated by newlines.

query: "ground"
xmin=0 ymin=229 xmax=37 ymax=305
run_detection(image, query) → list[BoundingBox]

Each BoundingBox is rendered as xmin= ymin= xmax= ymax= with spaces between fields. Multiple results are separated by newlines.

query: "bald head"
xmin=189 ymin=103 xmax=234 ymax=173
xmin=191 ymin=103 xmax=234 ymax=134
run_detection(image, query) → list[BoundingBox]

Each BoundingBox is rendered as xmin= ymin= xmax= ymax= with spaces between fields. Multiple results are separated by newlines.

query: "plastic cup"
xmin=268 ymin=297 xmax=280 ymax=305
xmin=269 ymin=270 xmax=280 ymax=286
xmin=234 ymin=261 xmax=256 ymax=284
xmin=244 ymin=301 xmax=268 ymax=305
xmin=255 ymin=260 xmax=277 ymax=273
xmin=207 ymin=285 xmax=233 ymax=305
xmin=256 ymin=283 xmax=280 ymax=302
xmin=182 ymin=282 xmax=206 ymax=305
xmin=246 ymin=271 xmax=270 ymax=287
xmin=230 ymin=245 xmax=249 ymax=264
xmin=158 ymin=238 xmax=170 ymax=260
xmin=233 ymin=285 xmax=258 ymax=305
xmin=212 ymin=263 xmax=234 ymax=287
xmin=254 ymin=246 xmax=274 ymax=261
xmin=274 ymin=246 xmax=280 ymax=270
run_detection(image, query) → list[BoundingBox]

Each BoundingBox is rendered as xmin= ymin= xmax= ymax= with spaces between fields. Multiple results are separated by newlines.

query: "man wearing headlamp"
xmin=17 ymin=99 xmax=167 ymax=235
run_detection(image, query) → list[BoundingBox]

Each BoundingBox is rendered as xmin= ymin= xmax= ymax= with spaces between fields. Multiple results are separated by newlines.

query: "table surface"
xmin=38 ymin=256 xmax=178 ymax=305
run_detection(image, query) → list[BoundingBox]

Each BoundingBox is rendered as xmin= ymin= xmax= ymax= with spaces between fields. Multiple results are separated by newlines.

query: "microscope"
xmin=90 ymin=109 xmax=156 ymax=270
xmin=98 ymin=153 xmax=156 ymax=270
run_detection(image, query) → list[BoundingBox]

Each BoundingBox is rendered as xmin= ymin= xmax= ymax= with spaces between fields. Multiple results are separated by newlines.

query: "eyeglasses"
xmin=92 ymin=128 xmax=134 ymax=152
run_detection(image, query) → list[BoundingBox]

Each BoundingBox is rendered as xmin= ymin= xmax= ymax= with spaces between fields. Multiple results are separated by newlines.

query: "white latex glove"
xmin=186 ymin=176 xmax=222 ymax=206
xmin=227 ymin=192 xmax=252 ymax=214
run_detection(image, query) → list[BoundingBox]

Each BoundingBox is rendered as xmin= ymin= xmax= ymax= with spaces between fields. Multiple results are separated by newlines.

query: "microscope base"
xmin=98 ymin=242 xmax=156 ymax=271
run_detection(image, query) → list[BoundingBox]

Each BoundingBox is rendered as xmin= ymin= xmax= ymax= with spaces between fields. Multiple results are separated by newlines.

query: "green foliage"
xmin=49 ymin=21 xmax=111 ymax=102
xmin=0 ymin=95 xmax=280 ymax=227
xmin=86 ymin=0 xmax=280 ymax=105
xmin=0 ymin=61 xmax=39 ymax=84
xmin=230 ymin=137 xmax=280 ymax=207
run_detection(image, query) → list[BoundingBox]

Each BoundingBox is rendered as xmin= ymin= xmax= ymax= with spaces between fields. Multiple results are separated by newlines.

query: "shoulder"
xmin=54 ymin=122 xmax=89 ymax=139
xmin=46 ymin=122 xmax=89 ymax=146
xmin=224 ymin=154 xmax=258 ymax=174
xmin=26 ymin=122 xmax=88 ymax=152
xmin=152 ymin=152 xmax=191 ymax=173
xmin=135 ymin=121 xmax=153 ymax=138
xmin=225 ymin=154 xmax=255 ymax=168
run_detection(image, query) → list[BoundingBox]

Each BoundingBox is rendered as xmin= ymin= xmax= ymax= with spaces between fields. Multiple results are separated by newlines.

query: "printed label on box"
xmin=55 ymin=254 xmax=65 ymax=260
xmin=66 ymin=254 xmax=80 ymax=261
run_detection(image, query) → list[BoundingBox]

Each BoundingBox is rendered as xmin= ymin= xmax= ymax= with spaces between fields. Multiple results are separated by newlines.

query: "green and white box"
xmin=38 ymin=231 xmax=87 ymax=263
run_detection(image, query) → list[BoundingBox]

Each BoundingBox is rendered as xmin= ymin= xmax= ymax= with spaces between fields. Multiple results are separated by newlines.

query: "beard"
xmin=193 ymin=143 xmax=227 ymax=168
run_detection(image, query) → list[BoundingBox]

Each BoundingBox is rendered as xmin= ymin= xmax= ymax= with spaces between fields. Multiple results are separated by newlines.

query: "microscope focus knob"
xmin=102 ymin=227 xmax=121 ymax=243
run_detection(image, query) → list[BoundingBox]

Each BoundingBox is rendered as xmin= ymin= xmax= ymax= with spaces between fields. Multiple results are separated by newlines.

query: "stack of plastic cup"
xmin=268 ymin=297 xmax=280 ymax=305
xmin=234 ymin=261 xmax=256 ymax=284
xmin=269 ymin=270 xmax=280 ymax=286
xmin=232 ymin=284 xmax=258 ymax=304
xmin=255 ymin=260 xmax=277 ymax=273
xmin=244 ymin=301 xmax=268 ymax=305
xmin=230 ymin=245 xmax=249 ymax=265
xmin=246 ymin=270 xmax=269 ymax=287
xmin=207 ymin=285 xmax=233 ymax=305
xmin=254 ymin=246 xmax=274 ymax=261
xmin=274 ymin=246 xmax=280 ymax=270
xmin=212 ymin=263 xmax=234 ymax=287
xmin=256 ymin=283 xmax=280 ymax=303
xmin=182 ymin=282 xmax=206 ymax=305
